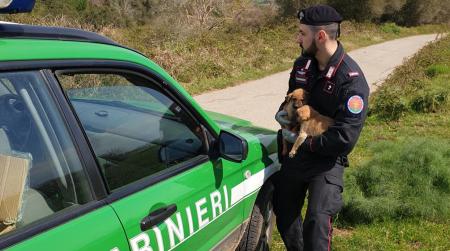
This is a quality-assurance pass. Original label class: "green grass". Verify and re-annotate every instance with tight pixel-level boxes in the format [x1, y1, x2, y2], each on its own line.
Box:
[334, 220, 450, 251]
[113, 21, 446, 95]
[341, 138, 450, 225]
[270, 30, 450, 251]
[272, 219, 450, 250]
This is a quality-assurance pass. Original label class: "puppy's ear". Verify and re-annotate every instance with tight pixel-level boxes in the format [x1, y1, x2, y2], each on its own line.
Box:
[303, 90, 310, 103]
[285, 93, 292, 102]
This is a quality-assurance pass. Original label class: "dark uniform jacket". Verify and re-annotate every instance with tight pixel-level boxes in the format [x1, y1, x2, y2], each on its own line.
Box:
[281, 42, 369, 178]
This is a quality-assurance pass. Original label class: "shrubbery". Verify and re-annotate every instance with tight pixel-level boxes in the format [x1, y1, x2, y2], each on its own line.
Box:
[341, 29, 450, 228]
[5, 0, 448, 30]
[2, 0, 446, 95]
[370, 35, 450, 120]
[340, 138, 450, 225]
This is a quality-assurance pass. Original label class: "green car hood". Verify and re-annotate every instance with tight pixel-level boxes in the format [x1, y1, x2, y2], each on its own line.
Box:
[205, 111, 278, 156]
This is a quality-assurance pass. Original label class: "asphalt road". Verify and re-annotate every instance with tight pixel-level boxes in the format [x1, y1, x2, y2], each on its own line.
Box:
[194, 34, 439, 130]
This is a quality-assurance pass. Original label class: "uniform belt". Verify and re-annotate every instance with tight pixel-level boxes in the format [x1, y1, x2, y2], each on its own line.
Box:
[337, 156, 349, 167]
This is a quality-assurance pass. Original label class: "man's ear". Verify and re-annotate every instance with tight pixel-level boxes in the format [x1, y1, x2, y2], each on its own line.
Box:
[317, 30, 327, 42]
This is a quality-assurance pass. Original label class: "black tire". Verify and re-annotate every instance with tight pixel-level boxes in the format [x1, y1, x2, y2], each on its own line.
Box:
[237, 181, 275, 251]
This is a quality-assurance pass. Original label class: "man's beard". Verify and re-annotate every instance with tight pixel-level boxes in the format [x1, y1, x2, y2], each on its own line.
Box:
[301, 40, 318, 57]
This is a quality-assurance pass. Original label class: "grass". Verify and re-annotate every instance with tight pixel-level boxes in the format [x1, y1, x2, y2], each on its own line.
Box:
[5, 12, 447, 95]
[341, 138, 450, 225]
[333, 220, 450, 251]
[270, 31, 450, 251]
[102, 21, 448, 95]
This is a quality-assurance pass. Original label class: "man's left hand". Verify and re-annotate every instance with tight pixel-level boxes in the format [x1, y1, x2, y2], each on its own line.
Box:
[282, 129, 298, 143]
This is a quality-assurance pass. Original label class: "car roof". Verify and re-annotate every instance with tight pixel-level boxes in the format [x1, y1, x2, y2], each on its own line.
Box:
[0, 22, 150, 62]
[0, 22, 118, 45]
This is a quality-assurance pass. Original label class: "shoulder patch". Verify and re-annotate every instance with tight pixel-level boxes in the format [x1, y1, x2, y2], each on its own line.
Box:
[347, 95, 364, 114]
[348, 71, 359, 77]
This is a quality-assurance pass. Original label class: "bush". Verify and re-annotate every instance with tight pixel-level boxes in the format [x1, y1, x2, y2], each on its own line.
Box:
[328, 0, 374, 22]
[370, 89, 409, 120]
[380, 22, 401, 34]
[425, 64, 450, 78]
[340, 138, 450, 225]
[370, 35, 449, 120]
[398, 0, 450, 26]
[410, 88, 449, 113]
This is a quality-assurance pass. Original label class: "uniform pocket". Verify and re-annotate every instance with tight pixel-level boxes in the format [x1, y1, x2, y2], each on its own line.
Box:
[325, 175, 343, 193]
[323, 175, 344, 215]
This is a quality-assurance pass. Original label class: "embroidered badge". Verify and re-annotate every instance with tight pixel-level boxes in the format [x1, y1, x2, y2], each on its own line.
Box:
[348, 71, 359, 77]
[296, 70, 306, 76]
[295, 66, 308, 85]
[296, 77, 307, 83]
[323, 80, 335, 94]
[347, 95, 364, 114]
[326, 66, 335, 79]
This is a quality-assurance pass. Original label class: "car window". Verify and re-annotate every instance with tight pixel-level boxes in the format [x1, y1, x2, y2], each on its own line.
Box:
[56, 72, 206, 191]
[0, 72, 93, 237]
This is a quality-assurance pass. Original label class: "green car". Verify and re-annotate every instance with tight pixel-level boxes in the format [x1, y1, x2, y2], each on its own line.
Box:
[0, 1, 280, 250]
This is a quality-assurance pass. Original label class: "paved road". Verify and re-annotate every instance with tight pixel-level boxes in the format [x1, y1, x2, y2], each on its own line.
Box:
[194, 34, 439, 130]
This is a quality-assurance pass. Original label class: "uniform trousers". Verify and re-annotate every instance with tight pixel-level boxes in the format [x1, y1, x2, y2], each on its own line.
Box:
[273, 164, 344, 251]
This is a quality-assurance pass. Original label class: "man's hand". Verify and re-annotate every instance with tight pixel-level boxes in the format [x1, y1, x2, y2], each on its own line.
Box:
[282, 129, 298, 144]
[275, 110, 291, 127]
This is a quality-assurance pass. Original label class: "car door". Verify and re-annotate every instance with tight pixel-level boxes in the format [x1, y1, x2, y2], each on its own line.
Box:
[55, 67, 247, 251]
[0, 71, 129, 251]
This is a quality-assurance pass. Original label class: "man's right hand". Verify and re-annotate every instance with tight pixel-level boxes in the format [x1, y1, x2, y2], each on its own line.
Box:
[275, 110, 291, 127]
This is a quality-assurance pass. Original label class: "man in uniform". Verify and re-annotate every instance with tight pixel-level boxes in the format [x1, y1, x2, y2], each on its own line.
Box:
[273, 5, 369, 251]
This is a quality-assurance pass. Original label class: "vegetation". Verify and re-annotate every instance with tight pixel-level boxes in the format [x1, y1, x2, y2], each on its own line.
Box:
[338, 33, 450, 250]
[342, 138, 450, 224]
[371, 34, 449, 120]
[2, 1, 448, 95]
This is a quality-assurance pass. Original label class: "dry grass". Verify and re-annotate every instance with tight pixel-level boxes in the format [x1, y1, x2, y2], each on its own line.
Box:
[4, 13, 447, 95]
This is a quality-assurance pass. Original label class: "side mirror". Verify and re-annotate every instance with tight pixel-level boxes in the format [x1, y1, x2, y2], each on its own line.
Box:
[219, 131, 248, 162]
[0, 0, 35, 14]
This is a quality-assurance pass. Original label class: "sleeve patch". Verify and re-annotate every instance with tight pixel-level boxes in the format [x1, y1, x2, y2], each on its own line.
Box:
[348, 71, 359, 77]
[347, 95, 364, 114]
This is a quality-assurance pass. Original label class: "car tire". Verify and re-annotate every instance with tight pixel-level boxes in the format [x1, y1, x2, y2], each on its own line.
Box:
[236, 181, 275, 251]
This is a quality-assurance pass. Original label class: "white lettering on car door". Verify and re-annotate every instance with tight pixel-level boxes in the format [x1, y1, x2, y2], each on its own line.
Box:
[130, 233, 153, 251]
[165, 212, 184, 248]
[210, 191, 222, 218]
[153, 226, 165, 251]
[117, 169, 276, 251]
[223, 185, 229, 210]
[195, 197, 209, 229]
[185, 206, 195, 235]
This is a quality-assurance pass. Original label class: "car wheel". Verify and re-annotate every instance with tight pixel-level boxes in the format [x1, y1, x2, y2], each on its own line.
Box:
[237, 181, 275, 251]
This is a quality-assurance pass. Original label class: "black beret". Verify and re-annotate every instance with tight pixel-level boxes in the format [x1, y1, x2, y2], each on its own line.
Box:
[297, 5, 343, 25]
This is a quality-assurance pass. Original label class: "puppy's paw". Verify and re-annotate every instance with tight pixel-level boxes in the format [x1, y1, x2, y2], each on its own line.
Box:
[298, 105, 311, 121]
[289, 151, 297, 158]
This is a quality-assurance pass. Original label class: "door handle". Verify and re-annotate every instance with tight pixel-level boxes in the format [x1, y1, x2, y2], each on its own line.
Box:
[140, 204, 177, 231]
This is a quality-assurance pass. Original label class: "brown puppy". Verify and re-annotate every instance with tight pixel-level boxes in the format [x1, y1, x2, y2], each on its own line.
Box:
[281, 88, 309, 156]
[281, 88, 334, 158]
[289, 103, 334, 158]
